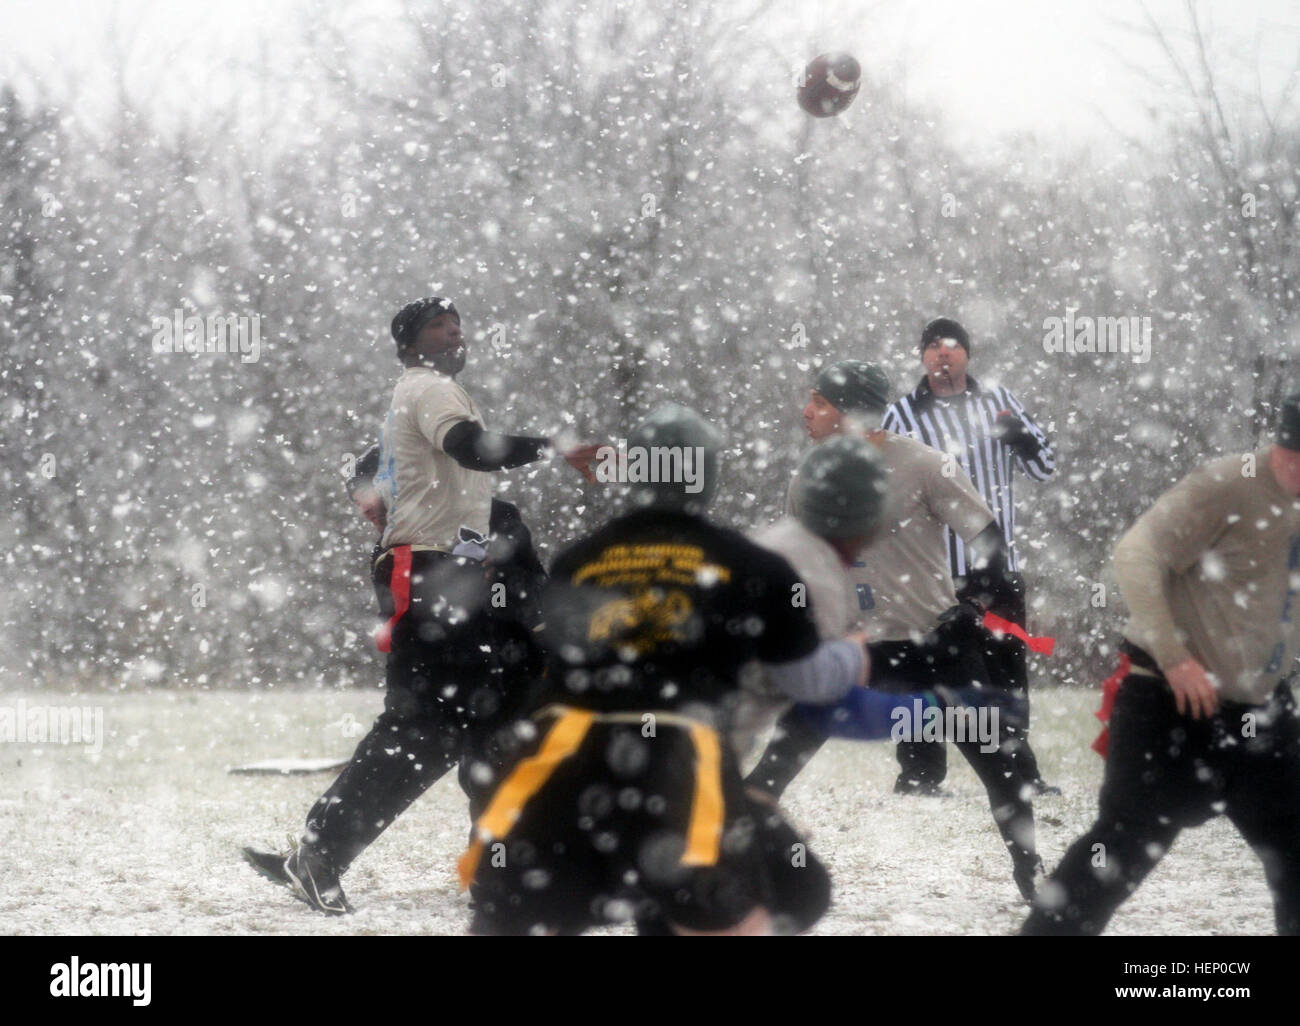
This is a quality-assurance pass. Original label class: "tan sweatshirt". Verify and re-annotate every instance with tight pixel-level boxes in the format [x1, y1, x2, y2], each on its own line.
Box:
[791, 432, 996, 642]
[377, 367, 494, 552]
[1113, 449, 1300, 704]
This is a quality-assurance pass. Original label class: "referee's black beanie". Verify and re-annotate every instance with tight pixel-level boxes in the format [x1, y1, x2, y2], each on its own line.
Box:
[920, 317, 970, 355]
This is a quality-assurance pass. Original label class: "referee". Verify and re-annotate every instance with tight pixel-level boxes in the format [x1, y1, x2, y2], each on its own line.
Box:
[882, 317, 1057, 793]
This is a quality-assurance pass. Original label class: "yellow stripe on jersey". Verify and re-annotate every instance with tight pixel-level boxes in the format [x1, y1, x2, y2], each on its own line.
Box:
[457, 707, 728, 889]
[682, 722, 724, 866]
[457, 708, 595, 891]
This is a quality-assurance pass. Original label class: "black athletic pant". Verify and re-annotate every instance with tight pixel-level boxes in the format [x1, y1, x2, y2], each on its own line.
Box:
[304, 549, 511, 872]
[903, 573, 1043, 789]
[745, 608, 1037, 870]
[1023, 655, 1300, 935]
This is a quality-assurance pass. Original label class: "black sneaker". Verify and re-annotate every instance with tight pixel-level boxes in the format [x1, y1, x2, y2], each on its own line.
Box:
[242, 838, 354, 915]
[1013, 855, 1046, 902]
[892, 777, 948, 797]
[242, 844, 294, 887]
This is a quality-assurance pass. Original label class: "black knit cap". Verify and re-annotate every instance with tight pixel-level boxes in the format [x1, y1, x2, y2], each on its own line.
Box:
[1279, 391, 1300, 452]
[795, 436, 888, 540]
[391, 297, 459, 350]
[814, 360, 891, 414]
[626, 402, 723, 512]
[920, 317, 970, 355]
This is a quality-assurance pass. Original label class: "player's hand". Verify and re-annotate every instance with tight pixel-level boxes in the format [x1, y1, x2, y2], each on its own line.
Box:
[1164, 657, 1219, 720]
[354, 492, 387, 533]
[938, 600, 983, 629]
[562, 442, 605, 484]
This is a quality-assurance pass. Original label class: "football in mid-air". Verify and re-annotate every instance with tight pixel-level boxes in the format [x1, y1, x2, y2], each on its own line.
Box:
[797, 52, 861, 118]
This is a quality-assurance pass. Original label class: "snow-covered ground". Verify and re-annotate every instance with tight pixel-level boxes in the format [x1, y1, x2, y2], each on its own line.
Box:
[0, 686, 1277, 935]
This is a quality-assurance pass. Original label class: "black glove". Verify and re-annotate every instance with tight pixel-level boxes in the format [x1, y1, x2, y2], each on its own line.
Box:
[965, 522, 1011, 611]
[932, 601, 987, 654]
[936, 600, 983, 631]
[992, 411, 1040, 459]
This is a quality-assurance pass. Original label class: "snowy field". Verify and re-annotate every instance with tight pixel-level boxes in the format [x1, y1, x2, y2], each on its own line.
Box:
[1, 684, 1279, 936]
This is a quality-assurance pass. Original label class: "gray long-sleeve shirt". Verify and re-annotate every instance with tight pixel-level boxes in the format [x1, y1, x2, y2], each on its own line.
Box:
[788, 432, 996, 642]
[1113, 449, 1300, 704]
[729, 517, 863, 760]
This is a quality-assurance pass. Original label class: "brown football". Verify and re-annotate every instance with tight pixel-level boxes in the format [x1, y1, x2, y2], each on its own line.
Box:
[797, 53, 861, 118]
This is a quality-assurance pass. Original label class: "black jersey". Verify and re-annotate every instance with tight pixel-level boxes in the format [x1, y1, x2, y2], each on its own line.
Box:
[538, 507, 820, 713]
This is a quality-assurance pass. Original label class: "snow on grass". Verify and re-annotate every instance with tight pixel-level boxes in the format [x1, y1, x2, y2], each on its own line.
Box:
[0, 686, 1277, 935]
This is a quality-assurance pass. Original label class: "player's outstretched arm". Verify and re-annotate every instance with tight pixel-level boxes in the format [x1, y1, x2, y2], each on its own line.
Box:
[795, 687, 931, 740]
[442, 420, 550, 470]
[442, 420, 601, 481]
[762, 634, 868, 705]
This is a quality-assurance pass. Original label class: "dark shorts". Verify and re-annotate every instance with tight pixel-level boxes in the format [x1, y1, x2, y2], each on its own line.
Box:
[467, 713, 824, 935]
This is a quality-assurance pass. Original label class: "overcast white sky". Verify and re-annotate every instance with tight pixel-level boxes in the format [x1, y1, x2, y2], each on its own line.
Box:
[3, 0, 1298, 152]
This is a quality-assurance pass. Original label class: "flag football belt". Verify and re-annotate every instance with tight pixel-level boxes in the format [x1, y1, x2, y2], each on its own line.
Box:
[981, 611, 1056, 655]
[457, 705, 724, 890]
[372, 543, 449, 572]
[372, 544, 451, 653]
[1091, 650, 1161, 757]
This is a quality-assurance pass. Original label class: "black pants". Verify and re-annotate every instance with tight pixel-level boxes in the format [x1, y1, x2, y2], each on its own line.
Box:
[304, 549, 521, 872]
[1023, 661, 1300, 935]
[903, 573, 1043, 788]
[745, 608, 1037, 870]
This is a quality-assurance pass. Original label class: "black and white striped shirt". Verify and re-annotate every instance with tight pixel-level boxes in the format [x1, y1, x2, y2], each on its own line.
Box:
[882, 375, 1055, 575]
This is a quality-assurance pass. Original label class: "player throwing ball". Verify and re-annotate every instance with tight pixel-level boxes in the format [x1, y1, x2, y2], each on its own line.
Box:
[1024, 393, 1300, 934]
[244, 296, 599, 914]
